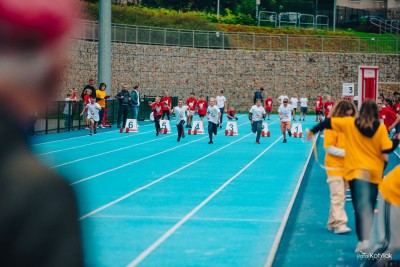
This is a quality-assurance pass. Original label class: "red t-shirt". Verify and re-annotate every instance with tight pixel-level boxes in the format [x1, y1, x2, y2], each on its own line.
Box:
[161, 96, 172, 111]
[265, 98, 273, 111]
[324, 101, 334, 117]
[186, 97, 197, 111]
[379, 107, 397, 132]
[152, 102, 163, 117]
[315, 99, 323, 112]
[84, 95, 91, 112]
[227, 109, 236, 118]
[395, 103, 400, 114]
[197, 100, 208, 116]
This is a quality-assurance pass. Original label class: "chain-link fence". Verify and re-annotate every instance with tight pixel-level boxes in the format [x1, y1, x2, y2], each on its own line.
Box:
[72, 20, 399, 54]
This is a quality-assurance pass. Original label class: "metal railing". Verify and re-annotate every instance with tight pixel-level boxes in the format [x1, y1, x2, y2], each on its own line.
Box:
[32, 97, 177, 134]
[71, 20, 399, 54]
[370, 18, 400, 35]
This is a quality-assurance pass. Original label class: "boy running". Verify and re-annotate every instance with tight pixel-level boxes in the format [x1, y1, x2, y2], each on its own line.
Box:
[150, 97, 163, 136]
[171, 99, 188, 142]
[80, 97, 101, 135]
[206, 97, 221, 144]
[249, 99, 266, 144]
[278, 98, 293, 143]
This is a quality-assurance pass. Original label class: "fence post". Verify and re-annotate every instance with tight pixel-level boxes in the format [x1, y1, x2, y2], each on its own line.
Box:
[207, 32, 210, 49]
[78, 101, 82, 130]
[253, 33, 256, 50]
[222, 32, 225, 50]
[286, 35, 289, 51]
[125, 25, 127, 43]
[178, 29, 180, 46]
[136, 26, 138, 44]
[57, 101, 60, 133]
[322, 36, 324, 52]
[164, 28, 167, 46]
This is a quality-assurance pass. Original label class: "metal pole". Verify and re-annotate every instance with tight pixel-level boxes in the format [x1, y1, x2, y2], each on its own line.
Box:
[333, 0, 337, 31]
[217, 0, 220, 18]
[98, 0, 112, 95]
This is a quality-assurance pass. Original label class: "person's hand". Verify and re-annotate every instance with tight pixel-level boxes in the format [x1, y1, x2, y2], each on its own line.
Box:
[306, 129, 314, 141]
[250, 120, 253, 124]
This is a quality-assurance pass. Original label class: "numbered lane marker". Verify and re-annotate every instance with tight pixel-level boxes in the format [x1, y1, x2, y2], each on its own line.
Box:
[125, 119, 139, 133]
[291, 123, 303, 138]
[191, 121, 205, 134]
[261, 122, 271, 137]
[225, 121, 238, 135]
[160, 120, 172, 134]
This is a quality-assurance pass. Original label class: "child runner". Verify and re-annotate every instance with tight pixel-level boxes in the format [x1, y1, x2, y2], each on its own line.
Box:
[161, 91, 172, 120]
[80, 97, 101, 135]
[307, 99, 400, 253]
[206, 97, 220, 144]
[227, 107, 238, 120]
[315, 95, 324, 122]
[324, 100, 357, 234]
[300, 93, 308, 121]
[150, 97, 163, 136]
[171, 99, 188, 142]
[278, 98, 293, 143]
[264, 96, 273, 120]
[324, 95, 335, 118]
[290, 94, 299, 121]
[197, 95, 208, 122]
[186, 92, 197, 128]
[249, 99, 266, 144]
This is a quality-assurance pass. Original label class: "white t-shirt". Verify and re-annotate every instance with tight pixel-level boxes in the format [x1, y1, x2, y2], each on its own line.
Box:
[290, 97, 299, 108]
[300, 97, 308, 107]
[86, 103, 101, 121]
[216, 95, 227, 109]
[278, 104, 293, 122]
[278, 95, 289, 104]
[174, 105, 188, 125]
[249, 105, 266, 122]
[207, 105, 220, 124]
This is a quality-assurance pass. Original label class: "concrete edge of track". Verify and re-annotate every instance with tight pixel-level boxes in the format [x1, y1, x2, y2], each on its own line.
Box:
[264, 133, 320, 267]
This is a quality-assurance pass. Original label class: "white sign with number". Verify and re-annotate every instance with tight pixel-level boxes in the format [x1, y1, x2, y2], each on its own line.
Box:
[191, 121, 204, 134]
[262, 122, 270, 135]
[291, 123, 303, 138]
[160, 120, 172, 133]
[342, 83, 355, 96]
[125, 119, 138, 132]
[225, 121, 238, 135]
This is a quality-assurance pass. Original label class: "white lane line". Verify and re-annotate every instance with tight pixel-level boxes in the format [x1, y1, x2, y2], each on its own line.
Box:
[126, 136, 283, 267]
[50, 134, 175, 169]
[263, 133, 318, 267]
[31, 123, 152, 146]
[36, 129, 155, 156]
[91, 215, 281, 223]
[71, 120, 254, 186]
[78, 133, 254, 220]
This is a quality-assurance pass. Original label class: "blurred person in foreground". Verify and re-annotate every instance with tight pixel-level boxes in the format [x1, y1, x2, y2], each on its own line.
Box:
[0, 1, 82, 266]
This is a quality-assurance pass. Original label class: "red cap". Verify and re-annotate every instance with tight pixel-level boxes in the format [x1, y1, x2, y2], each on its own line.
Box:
[0, 0, 77, 48]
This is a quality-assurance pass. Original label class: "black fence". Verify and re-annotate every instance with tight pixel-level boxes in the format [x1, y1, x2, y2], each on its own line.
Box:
[33, 96, 178, 134]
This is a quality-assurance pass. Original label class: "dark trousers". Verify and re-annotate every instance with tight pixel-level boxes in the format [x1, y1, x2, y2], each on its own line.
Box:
[154, 115, 161, 133]
[251, 120, 263, 140]
[162, 110, 170, 120]
[219, 108, 224, 124]
[177, 120, 185, 138]
[349, 179, 378, 241]
[208, 122, 218, 141]
[117, 105, 129, 127]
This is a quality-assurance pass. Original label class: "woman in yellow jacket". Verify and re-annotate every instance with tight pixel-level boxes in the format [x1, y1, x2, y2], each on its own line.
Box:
[307, 99, 400, 253]
[324, 100, 357, 234]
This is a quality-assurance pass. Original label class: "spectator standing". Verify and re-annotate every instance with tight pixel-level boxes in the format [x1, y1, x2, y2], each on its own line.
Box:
[63, 92, 74, 130]
[131, 85, 140, 120]
[324, 95, 335, 118]
[264, 95, 273, 120]
[161, 91, 172, 120]
[290, 94, 299, 121]
[96, 83, 107, 128]
[315, 95, 324, 122]
[278, 91, 289, 105]
[300, 94, 308, 121]
[197, 95, 208, 122]
[216, 90, 227, 128]
[81, 78, 96, 100]
[253, 87, 264, 104]
[115, 83, 131, 130]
